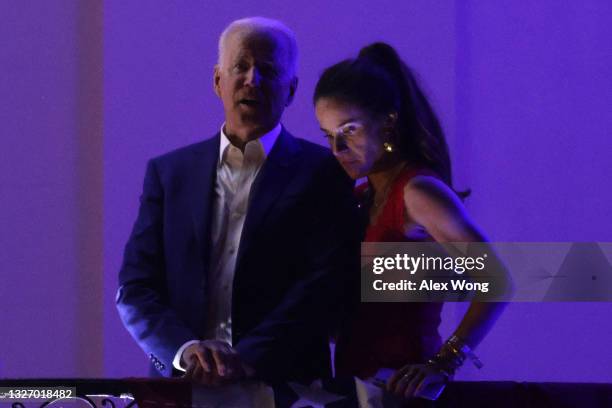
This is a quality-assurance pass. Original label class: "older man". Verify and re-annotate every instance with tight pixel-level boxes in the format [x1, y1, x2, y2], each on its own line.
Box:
[116, 17, 359, 384]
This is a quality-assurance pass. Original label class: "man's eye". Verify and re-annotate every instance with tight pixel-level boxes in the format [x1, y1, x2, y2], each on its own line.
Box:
[260, 65, 278, 78]
[233, 62, 248, 73]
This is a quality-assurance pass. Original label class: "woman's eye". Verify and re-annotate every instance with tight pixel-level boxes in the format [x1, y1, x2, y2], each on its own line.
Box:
[343, 125, 356, 136]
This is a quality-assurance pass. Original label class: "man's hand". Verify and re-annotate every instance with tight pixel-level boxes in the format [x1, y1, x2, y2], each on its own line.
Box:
[181, 340, 254, 386]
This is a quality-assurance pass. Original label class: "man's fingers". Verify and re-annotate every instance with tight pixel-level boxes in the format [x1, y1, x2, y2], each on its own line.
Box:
[195, 347, 214, 373]
[211, 348, 228, 377]
[184, 356, 205, 383]
[183, 356, 197, 379]
[185, 340, 245, 383]
[193, 361, 211, 384]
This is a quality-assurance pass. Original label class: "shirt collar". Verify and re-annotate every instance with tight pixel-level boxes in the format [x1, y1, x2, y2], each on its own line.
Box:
[218, 123, 282, 164]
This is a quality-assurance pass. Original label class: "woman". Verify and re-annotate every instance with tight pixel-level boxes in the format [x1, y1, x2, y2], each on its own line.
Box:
[313, 42, 511, 400]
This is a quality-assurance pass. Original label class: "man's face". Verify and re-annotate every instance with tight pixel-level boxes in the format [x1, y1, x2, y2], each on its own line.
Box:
[214, 30, 297, 138]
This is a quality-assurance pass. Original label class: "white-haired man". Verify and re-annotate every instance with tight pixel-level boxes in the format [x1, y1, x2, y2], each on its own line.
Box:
[116, 17, 359, 385]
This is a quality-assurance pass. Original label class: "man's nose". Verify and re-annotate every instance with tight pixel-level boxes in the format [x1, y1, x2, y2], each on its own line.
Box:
[244, 66, 262, 87]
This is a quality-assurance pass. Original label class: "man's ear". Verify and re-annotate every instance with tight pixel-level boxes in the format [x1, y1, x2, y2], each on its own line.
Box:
[285, 76, 299, 107]
[213, 65, 222, 98]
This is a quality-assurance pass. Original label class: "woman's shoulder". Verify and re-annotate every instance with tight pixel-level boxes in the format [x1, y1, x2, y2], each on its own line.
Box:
[393, 166, 444, 202]
[403, 170, 452, 198]
[403, 170, 464, 225]
[399, 166, 440, 186]
[404, 173, 448, 194]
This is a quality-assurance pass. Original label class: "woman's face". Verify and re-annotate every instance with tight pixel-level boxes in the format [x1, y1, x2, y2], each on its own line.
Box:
[315, 97, 387, 180]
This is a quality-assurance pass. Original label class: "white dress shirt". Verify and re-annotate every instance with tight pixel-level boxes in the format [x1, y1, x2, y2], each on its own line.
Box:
[173, 123, 281, 371]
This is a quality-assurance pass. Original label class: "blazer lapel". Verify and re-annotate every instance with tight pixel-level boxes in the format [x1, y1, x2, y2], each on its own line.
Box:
[191, 134, 220, 268]
[236, 128, 302, 267]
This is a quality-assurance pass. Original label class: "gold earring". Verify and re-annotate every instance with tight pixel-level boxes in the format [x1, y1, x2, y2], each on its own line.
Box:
[383, 142, 394, 153]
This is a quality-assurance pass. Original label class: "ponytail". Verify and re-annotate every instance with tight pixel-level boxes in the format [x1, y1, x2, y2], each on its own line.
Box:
[357, 42, 452, 186]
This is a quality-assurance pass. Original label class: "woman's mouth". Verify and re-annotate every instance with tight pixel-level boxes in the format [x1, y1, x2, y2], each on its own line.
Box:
[340, 159, 358, 167]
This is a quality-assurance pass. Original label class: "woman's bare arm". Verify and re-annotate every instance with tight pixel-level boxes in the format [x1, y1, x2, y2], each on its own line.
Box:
[403, 175, 512, 349]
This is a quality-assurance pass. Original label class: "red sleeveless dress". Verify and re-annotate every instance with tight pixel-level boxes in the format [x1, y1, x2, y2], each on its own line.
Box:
[334, 167, 443, 379]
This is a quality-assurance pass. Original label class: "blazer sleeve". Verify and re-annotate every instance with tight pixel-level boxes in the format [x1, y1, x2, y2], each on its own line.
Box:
[116, 159, 197, 377]
[234, 156, 361, 379]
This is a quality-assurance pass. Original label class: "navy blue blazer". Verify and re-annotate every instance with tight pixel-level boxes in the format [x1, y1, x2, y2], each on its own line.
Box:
[116, 128, 360, 382]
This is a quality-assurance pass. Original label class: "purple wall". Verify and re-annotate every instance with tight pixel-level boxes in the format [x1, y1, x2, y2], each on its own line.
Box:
[0, 2, 103, 376]
[2, 1, 611, 381]
[102, 0, 456, 378]
[450, 1, 612, 382]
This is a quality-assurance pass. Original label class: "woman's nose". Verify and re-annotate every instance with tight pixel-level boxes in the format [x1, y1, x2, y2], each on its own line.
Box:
[332, 134, 349, 155]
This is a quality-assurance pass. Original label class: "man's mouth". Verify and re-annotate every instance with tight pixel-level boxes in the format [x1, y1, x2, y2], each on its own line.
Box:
[239, 98, 260, 107]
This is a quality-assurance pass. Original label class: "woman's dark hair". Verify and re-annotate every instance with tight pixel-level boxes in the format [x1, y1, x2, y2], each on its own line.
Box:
[314, 42, 462, 193]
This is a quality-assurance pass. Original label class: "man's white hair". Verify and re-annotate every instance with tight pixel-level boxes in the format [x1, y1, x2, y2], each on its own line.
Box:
[218, 17, 298, 78]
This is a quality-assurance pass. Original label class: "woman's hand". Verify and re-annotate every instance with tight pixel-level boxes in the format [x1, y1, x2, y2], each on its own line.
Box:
[387, 363, 448, 400]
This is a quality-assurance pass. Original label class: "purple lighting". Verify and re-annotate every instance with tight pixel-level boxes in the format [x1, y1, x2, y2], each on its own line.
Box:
[1, 0, 611, 384]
